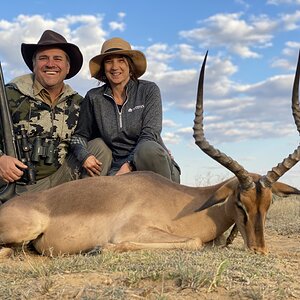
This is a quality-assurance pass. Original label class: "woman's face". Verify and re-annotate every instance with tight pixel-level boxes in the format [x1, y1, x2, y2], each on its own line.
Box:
[104, 55, 130, 86]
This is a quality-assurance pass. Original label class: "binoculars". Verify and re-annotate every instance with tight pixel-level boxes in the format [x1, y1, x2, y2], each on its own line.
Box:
[14, 125, 58, 185]
[31, 136, 57, 165]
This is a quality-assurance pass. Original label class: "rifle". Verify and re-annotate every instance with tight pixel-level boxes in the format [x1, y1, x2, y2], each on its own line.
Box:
[0, 62, 36, 203]
[0, 62, 18, 202]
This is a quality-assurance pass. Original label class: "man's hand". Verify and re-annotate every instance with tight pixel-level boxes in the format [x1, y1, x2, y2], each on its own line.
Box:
[115, 162, 132, 176]
[0, 155, 27, 183]
[83, 155, 102, 177]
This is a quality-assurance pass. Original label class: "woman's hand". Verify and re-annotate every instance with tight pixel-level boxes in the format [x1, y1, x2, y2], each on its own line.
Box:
[83, 155, 102, 177]
[115, 162, 132, 176]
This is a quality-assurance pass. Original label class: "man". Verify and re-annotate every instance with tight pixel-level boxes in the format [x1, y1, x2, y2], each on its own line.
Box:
[0, 30, 111, 200]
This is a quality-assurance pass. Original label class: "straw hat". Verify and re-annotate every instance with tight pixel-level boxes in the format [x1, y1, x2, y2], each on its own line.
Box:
[21, 30, 83, 79]
[89, 37, 147, 79]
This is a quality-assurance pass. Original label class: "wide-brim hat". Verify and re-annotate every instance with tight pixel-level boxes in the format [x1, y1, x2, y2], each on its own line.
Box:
[21, 30, 83, 79]
[89, 37, 147, 79]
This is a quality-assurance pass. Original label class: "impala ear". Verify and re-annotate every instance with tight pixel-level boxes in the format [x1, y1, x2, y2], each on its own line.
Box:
[195, 179, 236, 212]
[271, 182, 300, 197]
[195, 194, 228, 212]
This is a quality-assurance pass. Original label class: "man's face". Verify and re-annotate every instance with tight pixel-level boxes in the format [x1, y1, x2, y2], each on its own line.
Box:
[33, 48, 70, 90]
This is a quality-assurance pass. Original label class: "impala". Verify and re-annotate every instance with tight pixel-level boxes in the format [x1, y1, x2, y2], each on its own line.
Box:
[0, 52, 300, 257]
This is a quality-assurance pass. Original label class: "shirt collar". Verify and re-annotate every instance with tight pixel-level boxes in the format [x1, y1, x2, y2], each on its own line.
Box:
[33, 78, 65, 105]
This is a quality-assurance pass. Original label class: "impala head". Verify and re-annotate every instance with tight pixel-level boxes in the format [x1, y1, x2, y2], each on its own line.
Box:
[194, 51, 300, 254]
[228, 175, 272, 254]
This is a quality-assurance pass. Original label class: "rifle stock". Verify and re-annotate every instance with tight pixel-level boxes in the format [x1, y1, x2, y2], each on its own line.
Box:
[0, 62, 17, 202]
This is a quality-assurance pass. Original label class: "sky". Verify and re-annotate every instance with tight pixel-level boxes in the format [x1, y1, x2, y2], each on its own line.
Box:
[1, 0, 300, 188]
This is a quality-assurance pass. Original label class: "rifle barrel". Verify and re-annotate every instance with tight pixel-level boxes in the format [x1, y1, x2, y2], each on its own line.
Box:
[0, 62, 17, 202]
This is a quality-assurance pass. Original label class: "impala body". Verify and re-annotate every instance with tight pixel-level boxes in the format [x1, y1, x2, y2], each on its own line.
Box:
[0, 172, 298, 256]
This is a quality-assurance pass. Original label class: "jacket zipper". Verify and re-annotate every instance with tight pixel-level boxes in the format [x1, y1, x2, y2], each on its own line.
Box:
[106, 93, 129, 130]
[118, 110, 122, 129]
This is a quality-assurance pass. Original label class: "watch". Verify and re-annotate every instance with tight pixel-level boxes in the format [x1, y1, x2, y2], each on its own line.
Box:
[127, 160, 135, 171]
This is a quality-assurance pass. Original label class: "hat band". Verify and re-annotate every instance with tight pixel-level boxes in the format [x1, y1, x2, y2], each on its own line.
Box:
[104, 48, 124, 53]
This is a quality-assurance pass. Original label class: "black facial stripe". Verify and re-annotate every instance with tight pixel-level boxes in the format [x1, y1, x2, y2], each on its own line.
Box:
[236, 193, 248, 224]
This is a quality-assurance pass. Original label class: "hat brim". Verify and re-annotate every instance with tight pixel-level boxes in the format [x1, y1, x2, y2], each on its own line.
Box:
[21, 43, 83, 79]
[89, 49, 147, 79]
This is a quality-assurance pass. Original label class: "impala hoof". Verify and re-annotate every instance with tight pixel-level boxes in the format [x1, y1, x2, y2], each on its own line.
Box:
[84, 245, 102, 256]
[0, 247, 14, 259]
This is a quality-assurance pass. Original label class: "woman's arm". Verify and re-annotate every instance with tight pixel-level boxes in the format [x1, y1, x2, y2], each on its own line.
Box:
[70, 94, 97, 164]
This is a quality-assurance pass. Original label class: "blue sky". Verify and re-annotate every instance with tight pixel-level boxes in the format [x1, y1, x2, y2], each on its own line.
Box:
[1, 0, 300, 187]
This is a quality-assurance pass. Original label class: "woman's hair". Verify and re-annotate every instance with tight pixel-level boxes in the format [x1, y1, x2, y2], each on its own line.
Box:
[97, 55, 138, 83]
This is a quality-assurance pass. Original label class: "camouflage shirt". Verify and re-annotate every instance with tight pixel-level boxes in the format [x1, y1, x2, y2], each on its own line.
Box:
[1, 74, 83, 180]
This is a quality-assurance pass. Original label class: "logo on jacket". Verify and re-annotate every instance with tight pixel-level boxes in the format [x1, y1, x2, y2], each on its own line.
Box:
[128, 105, 145, 112]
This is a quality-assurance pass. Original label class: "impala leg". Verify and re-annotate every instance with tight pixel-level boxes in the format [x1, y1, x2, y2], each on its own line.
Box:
[225, 224, 238, 246]
[104, 229, 203, 252]
[103, 238, 202, 252]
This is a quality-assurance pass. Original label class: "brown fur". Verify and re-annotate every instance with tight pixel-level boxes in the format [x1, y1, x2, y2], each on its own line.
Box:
[0, 171, 298, 256]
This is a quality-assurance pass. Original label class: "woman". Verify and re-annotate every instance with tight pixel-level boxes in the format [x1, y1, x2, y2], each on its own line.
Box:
[70, 37, 180, 182]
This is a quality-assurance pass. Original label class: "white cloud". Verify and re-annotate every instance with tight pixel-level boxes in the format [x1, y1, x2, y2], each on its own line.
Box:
[161, 132, 181, 144]
[177, 44, 205, 63]
[267, 0, 300, 5]
[145, 43, 175, 62]
[163, 119, 179, 128]
[118, 12, 126, 18]
[179, 13, 276, 58]
[109, 21, 125, 31]
[279, 10, 300, 30]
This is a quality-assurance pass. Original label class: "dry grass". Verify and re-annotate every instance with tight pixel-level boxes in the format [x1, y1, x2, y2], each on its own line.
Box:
[1, 195, 299, 300]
